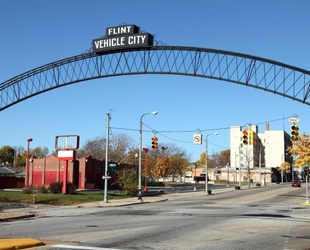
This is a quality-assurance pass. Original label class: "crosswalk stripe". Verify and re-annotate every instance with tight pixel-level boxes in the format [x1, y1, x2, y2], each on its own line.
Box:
[52, 244, 121, 250]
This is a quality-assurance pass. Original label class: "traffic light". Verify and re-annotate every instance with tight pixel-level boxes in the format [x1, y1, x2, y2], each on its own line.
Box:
[249, 130, 255, 145]
[291, 124, 299, 141]
[151, 136, 158, 149]
[242, 129, 248, 145]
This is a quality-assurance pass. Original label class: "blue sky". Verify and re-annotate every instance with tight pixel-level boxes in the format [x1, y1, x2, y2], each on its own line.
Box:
[1, 0, 310, 162]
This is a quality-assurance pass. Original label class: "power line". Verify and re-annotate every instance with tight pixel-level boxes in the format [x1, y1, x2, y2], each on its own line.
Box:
[110, 112, 308, 150]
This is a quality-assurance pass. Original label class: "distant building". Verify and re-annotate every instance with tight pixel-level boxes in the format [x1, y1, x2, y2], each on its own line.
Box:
[229, 123, 293, 183]
[0, 165, 23, 175]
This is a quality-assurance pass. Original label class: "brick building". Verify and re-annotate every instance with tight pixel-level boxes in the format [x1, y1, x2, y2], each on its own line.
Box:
[27, 154, 132, 190]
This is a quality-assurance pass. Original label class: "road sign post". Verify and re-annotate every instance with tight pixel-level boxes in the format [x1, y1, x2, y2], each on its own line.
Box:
[302, 164, 309, 204]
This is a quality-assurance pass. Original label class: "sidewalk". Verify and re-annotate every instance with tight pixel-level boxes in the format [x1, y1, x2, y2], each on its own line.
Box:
[0, 185, 241, 221]
[76, 185, 239, 208]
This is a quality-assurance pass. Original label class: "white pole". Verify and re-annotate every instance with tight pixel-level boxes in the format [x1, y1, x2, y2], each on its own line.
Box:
[239, 145, 241, 187]
[259, 146, 261, 185]
[138, 111, 158, 202]
[103, 113, 110, 203]
[138, 115, 143, 202]
[205, 132, 218, 194]
[306, 168, 309, 204]
[205, 137, 209, 194]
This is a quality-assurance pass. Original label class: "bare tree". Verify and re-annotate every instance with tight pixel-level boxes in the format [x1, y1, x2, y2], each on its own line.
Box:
[110, 133, 136, 163]
[243, 148, 253, 187]
[76, 136, 105, 159]
[76, 134, 136, 162]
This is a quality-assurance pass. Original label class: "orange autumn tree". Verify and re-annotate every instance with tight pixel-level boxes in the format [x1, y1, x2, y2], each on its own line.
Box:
[154, 156, 169, 179]
[288, 133, 310, 168]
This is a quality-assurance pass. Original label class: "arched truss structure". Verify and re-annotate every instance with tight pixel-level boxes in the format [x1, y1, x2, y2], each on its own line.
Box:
[1, 46, 310, 111]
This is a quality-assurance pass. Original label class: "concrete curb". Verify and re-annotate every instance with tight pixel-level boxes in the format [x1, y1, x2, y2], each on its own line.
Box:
[0, 238, 44, 250]
[0, 213, 35, 222]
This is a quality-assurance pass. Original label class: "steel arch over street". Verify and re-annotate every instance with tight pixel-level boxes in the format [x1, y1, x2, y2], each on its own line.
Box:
[1, 46, 310, 111]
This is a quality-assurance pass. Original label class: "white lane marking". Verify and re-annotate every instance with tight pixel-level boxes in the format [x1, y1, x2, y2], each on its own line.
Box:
[52, 244, 121, 250]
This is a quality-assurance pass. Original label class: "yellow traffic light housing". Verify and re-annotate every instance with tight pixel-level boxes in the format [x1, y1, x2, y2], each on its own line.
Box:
[291, 124, 299, 141]
[242, 129, 248, 145]
[151, 136, 158, 149]
[249, 130, 255, 145]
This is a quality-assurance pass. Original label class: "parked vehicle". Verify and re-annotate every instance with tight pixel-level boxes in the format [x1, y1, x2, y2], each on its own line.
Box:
[292, 180, 301, 187]
[194, 173, 209, 182]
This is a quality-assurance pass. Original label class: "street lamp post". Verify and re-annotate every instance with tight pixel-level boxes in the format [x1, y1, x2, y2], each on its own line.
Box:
[135, 153, 138, 181]
[143, 148, 149, 191]
[139, 111, 158, 202]
[205, 132, 218, 195]
[25, 138, 33, 187]
[227, 163, 230, 187]
[305, 168, 309, 204]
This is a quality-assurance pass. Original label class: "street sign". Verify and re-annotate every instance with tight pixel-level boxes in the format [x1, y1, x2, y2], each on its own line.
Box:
[289, 117, 300, 123]
[193, 134, 202, 144]
[109, 163, 117, 167]
[302, 164, 309, 167]
[102, 176, 111, 180]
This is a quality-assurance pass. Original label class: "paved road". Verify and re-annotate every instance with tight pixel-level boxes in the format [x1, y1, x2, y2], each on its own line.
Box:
[1, 183, 310, 250]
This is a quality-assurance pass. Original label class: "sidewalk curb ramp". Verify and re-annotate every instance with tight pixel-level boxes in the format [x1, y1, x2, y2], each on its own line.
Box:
[0, 238, 44, 250]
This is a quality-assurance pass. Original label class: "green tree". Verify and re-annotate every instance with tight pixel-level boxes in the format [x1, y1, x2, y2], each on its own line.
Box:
[32, 146, 49, 158]
[0, 146, 15, 166]
[116, 168, 138, 196]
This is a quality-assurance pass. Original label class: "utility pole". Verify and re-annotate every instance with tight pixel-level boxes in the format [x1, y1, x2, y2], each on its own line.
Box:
[103, 113, 111, 203]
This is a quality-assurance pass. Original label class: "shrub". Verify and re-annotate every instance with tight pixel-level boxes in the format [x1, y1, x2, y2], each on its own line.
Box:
[49, 182, 77, 194]
[49, 182, 62, 194]
[147, 180, 165, 187]
[116, 169, 138, 196]
[21, 186, 33, 194]
[36, 185, 49, 194]
[67, 182, 77, 195]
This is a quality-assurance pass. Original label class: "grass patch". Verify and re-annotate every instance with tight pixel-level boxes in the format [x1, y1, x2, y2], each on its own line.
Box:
[0, 192, 130, 206]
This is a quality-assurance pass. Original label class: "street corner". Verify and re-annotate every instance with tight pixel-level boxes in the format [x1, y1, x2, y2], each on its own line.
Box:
[0, 238, 44, 250]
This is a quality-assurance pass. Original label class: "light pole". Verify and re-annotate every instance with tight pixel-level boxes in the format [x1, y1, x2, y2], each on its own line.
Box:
[103, 113, 111, 203]
[143, 148, 149, 191]
[305, 167, 309, 204]
[25, 138, 33, 187]
[135, 153, 138, 181]
[205, 132, 218, 195]
[227, 163, 230, 187]
[139, 111, 158, 202]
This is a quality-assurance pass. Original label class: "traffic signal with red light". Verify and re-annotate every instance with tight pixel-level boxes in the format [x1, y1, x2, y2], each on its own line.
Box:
[242, 129, 248, 145]
[151, 136, 158, 149]
[291, 124, 299, 141]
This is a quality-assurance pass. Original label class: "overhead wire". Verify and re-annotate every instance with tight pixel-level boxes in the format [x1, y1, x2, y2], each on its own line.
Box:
[110, 112, 308, 151]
